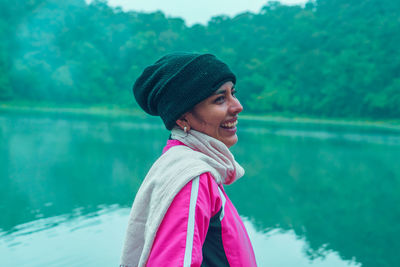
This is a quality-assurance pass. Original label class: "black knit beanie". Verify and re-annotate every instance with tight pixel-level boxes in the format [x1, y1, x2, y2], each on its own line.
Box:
[132, 52, 236, 130]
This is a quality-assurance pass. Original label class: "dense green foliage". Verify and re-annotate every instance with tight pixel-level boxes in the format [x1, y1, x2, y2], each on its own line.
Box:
[1, 0, 399, 118]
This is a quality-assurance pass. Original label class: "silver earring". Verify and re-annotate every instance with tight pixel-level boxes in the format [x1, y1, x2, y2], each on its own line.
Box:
[184, 126, 187, 133]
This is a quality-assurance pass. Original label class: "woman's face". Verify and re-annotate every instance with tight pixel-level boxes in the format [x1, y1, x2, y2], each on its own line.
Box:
[182, 81, 243, 148]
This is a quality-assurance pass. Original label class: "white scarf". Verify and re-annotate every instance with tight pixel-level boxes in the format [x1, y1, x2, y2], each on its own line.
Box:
[120, 127, 244, 267]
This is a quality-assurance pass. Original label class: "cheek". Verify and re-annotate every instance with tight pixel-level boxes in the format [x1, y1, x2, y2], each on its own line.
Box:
[197, 116, 221, 137]
[190, 104, 227, 136]
[193, 109, 222, 127]
[204, 119, 221, 134]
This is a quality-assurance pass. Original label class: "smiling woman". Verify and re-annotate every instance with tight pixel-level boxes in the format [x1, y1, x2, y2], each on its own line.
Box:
[120, 53, 256, 267]
[176, 81, 243, 148]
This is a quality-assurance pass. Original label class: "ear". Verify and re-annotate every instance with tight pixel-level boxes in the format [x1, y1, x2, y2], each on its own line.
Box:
[176, 114, 190, 131]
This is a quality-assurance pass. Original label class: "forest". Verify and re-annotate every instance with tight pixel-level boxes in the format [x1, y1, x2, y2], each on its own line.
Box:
[0, 0, 399, 119]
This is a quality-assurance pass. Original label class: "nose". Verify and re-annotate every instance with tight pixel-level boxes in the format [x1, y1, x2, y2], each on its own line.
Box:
[229, 96, 243, 115]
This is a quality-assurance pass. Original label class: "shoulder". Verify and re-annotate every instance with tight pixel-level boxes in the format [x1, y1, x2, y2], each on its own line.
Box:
[177, 172, 221, 201]
[183, 172, 223, 218]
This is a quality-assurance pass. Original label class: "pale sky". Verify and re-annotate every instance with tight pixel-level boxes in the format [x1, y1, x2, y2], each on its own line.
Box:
[88, 0, 309, 26]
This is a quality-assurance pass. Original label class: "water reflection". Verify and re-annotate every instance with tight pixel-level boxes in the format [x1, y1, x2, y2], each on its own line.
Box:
[0, 206, 359, 267]
[243, 219, 360, 267]
[0, 114, 168, 233]
[0, 205, 128, 266]
[229, 124, 400, 267]
[1, 113, 399, 266]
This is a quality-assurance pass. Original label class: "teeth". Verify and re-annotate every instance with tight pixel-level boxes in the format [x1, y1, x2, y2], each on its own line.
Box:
[221, 120, 238, 128]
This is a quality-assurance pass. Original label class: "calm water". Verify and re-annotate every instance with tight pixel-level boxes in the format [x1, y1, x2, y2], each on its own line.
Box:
[1, 112, 400, 267]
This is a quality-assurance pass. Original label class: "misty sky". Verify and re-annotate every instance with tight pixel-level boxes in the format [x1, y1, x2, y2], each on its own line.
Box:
[87, 0, 308, 25]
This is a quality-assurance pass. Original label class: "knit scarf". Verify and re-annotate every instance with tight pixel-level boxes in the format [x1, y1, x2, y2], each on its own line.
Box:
[120, 127, 244, 267]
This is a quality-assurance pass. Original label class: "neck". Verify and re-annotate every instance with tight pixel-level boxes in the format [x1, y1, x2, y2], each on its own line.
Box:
[170, 126, 244, 185]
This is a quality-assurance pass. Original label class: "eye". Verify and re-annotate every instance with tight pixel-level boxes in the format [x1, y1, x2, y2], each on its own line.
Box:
[214, 95, 225, 104]
[231, 90, 237, 98]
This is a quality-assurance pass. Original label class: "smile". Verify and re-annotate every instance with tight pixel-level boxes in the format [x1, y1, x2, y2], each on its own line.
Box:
[220, 120, 238, 129]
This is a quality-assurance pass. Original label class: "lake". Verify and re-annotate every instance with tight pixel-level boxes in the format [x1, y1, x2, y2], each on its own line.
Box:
[1, 112, 399, 267]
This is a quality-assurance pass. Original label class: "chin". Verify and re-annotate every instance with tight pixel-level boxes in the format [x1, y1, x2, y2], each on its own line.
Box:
[224, 137, 238, 148]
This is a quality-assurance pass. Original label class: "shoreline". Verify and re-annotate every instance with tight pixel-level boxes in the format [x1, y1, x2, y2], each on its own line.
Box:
[1, 102, 400, 131]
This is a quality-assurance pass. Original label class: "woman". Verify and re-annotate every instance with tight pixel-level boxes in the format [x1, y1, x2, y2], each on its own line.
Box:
[120, 53, 257, 267]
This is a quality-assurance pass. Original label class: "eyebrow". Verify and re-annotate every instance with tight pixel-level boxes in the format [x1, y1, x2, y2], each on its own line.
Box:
[213, 89, 226, 95]
[213, 85, 236, 95]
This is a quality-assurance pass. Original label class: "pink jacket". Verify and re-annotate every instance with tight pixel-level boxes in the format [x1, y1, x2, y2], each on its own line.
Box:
[146, 139, 257, 266]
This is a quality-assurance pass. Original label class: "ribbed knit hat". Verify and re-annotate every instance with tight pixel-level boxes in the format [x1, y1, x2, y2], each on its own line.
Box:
[132, 52, 236, 130]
